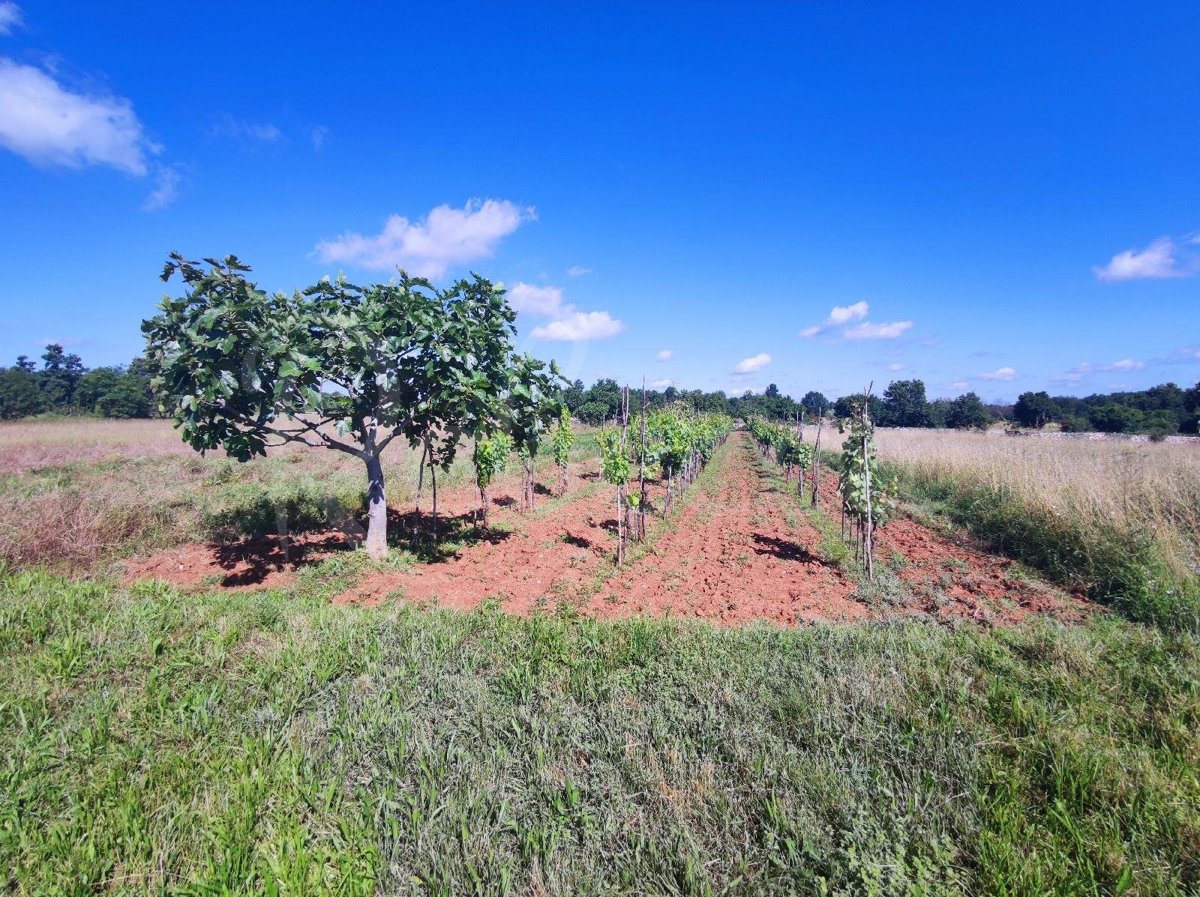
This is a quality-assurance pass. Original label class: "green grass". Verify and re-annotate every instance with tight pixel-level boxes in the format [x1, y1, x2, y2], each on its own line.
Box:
[2, 566, 1198, 895]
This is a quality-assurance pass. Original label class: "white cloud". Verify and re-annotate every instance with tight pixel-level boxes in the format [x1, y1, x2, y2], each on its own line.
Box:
[209, 115, 282, 143]
[888, 362, 905, 372]
[507, 280, 624, 341]
[531, 311, 624, 341]
[1094, 236, 1193, 282]
[314, 199, 534, 277]
[0, 58, 158, 175]
[507, 282, 563, 316]
[311, 126, 329, 150]
[950, 380, 969, 390]
[844, 320, 913, 340]
[799, 301, 869, 338]
[979, 366, 1016, 382]
[656, 349, 673, 362]
[141, 166, 179, 211]
[567, 265, 592, 277]
[733, 352, 771, 374]
[829, 301, 869, 324]
[1106, 358, 1145, 372]
[650, 378, 675, 388]
[0, 2, 23, 35]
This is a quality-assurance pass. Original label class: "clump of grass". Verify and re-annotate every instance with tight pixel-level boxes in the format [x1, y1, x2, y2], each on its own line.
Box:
[0, 488, 176, 572]
[2, 569, 1198, 894]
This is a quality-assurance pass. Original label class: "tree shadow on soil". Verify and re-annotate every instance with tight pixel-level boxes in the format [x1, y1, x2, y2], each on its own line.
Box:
[388, 508, 511, 563]
[212, 532, 354, 587]
[751, 533, 832, 567]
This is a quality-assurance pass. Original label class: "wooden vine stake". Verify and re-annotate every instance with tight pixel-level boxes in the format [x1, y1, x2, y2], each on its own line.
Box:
[637, 378, 648, 542]
[861, 383, 875, 583]
[810, 415, 823, 509]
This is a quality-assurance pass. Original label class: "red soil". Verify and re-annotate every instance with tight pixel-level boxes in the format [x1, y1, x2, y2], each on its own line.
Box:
[122, 531, 351, 590]
[585, 437, 864, 625]
[811, 463, 1091, 625]
[125, 432, 1090, 628]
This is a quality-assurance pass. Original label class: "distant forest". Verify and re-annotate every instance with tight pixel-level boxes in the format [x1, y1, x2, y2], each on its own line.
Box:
[2, 345, 1197, 438]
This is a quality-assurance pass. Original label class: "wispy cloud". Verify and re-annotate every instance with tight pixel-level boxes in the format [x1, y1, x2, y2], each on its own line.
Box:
[978, 366, 1016, 382]
[799, 301, 868, 338]
[656, 349, 673, 362]
[531, 311, 624, 341]
[888, 362, 905, 372]
[1094, 236, 1196, 282]
[651, 378, 675, 388]
[567, 265, 592, 277]
[314, 199, 534, 278]
[733, 352, 771, 375]
[0, 2, 23, 35]
[310, 126, 329, 151]
[208, 115, 282, 144]
[844, 320, 913, 340]
[509, 280, 624, 342]
[0, 58, 159, 175]
[1052, 358, 1147, 384]
[950, 380, 969, 390]
[141, 165, 179, 211]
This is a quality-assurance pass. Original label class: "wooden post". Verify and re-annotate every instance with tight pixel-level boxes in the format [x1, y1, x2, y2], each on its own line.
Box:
[861, 384, 874, 582]
[811, 417, 822, 509]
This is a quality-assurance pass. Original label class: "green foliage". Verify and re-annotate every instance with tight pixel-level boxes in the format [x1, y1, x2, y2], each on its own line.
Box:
[838, 405, 898, 531]
[472, 431, 512, 489]
[879, 379, 931, 427]
[551, 405, 574, 468]
[800, 389, 829, 418]
[0, 367, 45, 419]
[1014, 391, 1058, 429]
[506, 353, 565, 463]
[596, 428, 630, 487]
[946, 391, 993, 430]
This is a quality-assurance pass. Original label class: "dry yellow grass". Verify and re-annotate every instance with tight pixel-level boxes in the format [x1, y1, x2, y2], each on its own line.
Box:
[807, 424, 1200, 601]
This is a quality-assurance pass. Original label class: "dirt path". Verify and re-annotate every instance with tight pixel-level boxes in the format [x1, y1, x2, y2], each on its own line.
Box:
[585, 432, 864, 625]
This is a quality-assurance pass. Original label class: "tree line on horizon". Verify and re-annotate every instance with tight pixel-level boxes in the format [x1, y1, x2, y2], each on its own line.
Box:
[0, 344, 153, 420]
[564, 377, 1200, 437]
[2, 348, 1197, 438]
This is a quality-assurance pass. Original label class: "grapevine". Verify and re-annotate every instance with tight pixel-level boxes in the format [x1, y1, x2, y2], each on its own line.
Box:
[551, 405, 574, 496]
[472, 431, 512, 526]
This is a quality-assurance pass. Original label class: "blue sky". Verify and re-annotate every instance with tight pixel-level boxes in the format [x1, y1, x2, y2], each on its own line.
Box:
[1, 1, 1197, 402]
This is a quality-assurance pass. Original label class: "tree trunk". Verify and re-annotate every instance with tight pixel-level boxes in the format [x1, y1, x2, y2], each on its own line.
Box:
[559, 463, 568, 497]
[524, 458, 535, 512]
[365, 452, 388, 559]
[479, 484, 490, 526]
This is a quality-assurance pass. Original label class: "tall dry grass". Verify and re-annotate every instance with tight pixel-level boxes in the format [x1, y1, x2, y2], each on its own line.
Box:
[0, 417, 597, 573]
[807, 425, 1200, 627]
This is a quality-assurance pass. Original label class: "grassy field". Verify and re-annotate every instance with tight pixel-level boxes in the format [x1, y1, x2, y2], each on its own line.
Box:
[2, 566, 1198, 895]
[2, 418, 1200, 894]
[806, 426, 1200, 631]
[0, 419, 599, 573]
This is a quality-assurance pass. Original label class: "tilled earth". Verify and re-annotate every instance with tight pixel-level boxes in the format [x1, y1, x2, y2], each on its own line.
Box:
[126, 431, 1091, 626]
